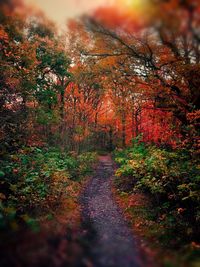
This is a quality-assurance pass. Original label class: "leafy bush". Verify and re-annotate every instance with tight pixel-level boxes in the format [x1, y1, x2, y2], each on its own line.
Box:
[78, 152, 98, 176]
[0, 147, 97, 231]
[114, 138, 200, 246]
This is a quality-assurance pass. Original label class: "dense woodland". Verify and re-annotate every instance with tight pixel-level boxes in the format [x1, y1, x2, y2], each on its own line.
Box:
[0, 0, 200, 266]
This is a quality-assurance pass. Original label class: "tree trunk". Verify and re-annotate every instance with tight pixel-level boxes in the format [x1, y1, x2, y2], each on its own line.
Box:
[109, 126, 113, 151]
[122, 113, 126, 147]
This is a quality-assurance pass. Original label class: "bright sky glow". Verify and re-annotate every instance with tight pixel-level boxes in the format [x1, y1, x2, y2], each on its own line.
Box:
[25, 0, 115, 27]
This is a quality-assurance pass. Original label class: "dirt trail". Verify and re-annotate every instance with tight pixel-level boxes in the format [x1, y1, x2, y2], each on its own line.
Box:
[81, 155, 144, 267]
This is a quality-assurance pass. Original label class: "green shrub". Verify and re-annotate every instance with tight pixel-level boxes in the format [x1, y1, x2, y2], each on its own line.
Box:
[114, 138, 200, 245]
[0, 147, 97, 231]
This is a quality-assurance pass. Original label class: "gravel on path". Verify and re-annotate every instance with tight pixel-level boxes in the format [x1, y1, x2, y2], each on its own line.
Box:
[81, 155, 144, 267]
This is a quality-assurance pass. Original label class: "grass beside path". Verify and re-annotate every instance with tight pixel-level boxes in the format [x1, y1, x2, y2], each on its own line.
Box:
[0, 147, 97, 267]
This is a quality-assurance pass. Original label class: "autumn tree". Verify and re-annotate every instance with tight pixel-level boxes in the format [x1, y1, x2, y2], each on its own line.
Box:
[0, 1, 73, 150]
[79, 0, 200, 148]
[0, 1, 38, 151]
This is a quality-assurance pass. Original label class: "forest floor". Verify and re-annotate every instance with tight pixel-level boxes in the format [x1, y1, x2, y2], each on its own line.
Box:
[81, 155, 151, 267]
[1, 154, 156, 267]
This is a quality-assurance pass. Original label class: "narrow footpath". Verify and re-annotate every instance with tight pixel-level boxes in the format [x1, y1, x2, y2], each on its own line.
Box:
[81, 155, 144, 267]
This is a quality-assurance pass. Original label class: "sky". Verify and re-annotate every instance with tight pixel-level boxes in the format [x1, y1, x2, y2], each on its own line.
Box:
[24, 0, 115, 27]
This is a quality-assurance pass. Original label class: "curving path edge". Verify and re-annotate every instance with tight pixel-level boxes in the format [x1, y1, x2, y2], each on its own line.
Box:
[81, 155, 144, 267]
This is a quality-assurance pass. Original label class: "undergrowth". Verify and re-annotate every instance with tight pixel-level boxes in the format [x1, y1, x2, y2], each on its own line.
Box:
[114, 137, 200, 267]
[0, 146, 97, 233]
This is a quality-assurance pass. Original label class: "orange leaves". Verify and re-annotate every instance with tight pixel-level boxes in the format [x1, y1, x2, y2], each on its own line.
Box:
[66, 82, 81, 98]
[177, 207, 185, 214]
[187, 110, 200, 122]
[0, 26, 9, 44]
[93, 5, 143, 33]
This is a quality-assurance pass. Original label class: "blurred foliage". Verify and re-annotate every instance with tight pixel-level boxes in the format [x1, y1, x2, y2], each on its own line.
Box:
[0, 147, 97, 232]
[114, 137, 200, 261]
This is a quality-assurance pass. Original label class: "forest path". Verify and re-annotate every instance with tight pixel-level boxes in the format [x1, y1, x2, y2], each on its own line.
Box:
[81, 155, 143, 267]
